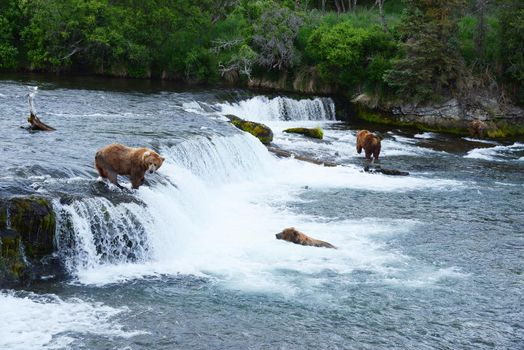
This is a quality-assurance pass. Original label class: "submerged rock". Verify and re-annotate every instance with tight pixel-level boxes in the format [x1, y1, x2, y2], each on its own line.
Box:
[0, 196, 58, 286]
[267, 146, 337, 167]
[226, 115, 273, 145]
[283, 127, 324, 139]
[364, 165, 409, 176]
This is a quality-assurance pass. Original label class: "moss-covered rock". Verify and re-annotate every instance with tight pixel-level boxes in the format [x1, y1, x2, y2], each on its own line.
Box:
[226, 115, 274, 145]
[283, 127, 324, 139]
[0, 196, 57, 286]
[0, 229, 30, 283]
[9, 197, 56, 260]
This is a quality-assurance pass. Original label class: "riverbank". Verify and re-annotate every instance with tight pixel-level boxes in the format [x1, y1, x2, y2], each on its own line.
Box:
[3, 70, 524, 140]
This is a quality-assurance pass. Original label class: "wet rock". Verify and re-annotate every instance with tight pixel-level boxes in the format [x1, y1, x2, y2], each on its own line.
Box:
[226, 115, 273, 145]
[364, 165, 409, 176]
[267, 145, 337, 167]
[352, 92, 524, 138]
[283, 127, 324, 139]
[0, 196, 60, 287]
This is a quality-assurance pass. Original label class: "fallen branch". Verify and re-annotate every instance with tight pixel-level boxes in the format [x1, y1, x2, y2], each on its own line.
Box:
[27, 112, 55, 131]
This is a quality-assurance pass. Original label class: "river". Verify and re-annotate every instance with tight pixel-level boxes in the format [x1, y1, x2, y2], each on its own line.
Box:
[0, 75, 523, 349]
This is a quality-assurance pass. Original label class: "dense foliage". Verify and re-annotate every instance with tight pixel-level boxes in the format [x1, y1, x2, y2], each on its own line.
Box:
[0, 0, 522, 105]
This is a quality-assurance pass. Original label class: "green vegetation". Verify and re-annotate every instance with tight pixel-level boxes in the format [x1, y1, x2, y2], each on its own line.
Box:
[0, 196, 56, 285]
[283, 127, 324, 139]
[0, 0, 522, 105]
[226, 114, 274, 144]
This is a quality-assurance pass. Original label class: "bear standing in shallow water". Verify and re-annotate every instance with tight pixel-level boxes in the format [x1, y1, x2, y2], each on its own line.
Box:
[95, 144, 165, 189]
[356, 130, 381, 163]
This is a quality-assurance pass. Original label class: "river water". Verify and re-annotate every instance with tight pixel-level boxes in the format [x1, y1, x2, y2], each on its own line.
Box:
[0, 75, 523, 349]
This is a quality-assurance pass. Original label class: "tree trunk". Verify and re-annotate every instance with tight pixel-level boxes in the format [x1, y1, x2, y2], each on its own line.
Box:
[27, 112, 55, 131]
[377, 0, 388, 32]
[475, 0, 487, 61]
[334, 0, 341, 13]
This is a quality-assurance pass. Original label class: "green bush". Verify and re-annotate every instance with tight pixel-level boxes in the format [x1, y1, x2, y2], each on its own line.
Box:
[306, 22, 396, 91]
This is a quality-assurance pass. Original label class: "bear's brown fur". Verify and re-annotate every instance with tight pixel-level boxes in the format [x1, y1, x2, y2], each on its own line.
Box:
[356, 130, 381, 161]
[275, 227, 336, 249]
[95, 144, 165, 189]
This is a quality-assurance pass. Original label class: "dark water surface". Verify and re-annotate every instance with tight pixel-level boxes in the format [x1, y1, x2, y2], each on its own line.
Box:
[0, 75, 523, 349]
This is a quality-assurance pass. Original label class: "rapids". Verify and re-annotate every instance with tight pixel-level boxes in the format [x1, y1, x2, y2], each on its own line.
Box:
[0, 75, 522, 349]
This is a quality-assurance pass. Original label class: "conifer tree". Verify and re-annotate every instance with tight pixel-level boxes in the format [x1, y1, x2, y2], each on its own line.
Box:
[385, 0, 465, 102]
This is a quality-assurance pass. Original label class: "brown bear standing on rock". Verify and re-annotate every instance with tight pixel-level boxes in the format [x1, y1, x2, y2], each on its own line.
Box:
[95, 144, 165, 189]
[356, 130, 381, 163]
[276, 227, 336, 249]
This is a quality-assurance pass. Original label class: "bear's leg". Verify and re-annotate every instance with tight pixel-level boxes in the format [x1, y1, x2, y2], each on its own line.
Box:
[131, 176, 144, 189]
[95, 163, 108, 178]
[365, 149, 373, 161]
[373, 149, 380, 162]
[106, 170, 124, 189]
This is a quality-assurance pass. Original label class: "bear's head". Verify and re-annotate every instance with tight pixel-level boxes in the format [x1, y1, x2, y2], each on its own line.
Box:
[143, 150, 165, 174]
[275, 227, 300, 242]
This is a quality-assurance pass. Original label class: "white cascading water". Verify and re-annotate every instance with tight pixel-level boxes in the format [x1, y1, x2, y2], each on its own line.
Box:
[217, 96, 336, 121]
[55, 197, 153, 273]
[53, 133, 278, 283]
[54, 128, 461, 288]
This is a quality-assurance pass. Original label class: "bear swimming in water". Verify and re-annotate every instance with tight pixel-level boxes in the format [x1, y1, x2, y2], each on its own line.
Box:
[276, 227, 336, 249]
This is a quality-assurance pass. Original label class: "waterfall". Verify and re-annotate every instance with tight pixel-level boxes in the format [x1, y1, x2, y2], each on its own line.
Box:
[54, 133, 275, 277]
[55, 197, 152, 273]
[217, 96, 336, 121]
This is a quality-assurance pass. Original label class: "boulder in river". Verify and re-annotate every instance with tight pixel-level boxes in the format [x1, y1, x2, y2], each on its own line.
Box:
[364, 165, 409, 176]
[283, 127, 324, 139]
[226, 115, 273, 145]
[0, 196, 59, 286]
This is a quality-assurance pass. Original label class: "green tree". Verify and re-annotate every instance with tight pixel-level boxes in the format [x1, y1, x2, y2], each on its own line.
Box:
[252, 6, 303, 70]
[0, 0, 23, 69]
[385, 0, 465, 102]
[498, 0, 524, 104]
[306, 22, 396, 92]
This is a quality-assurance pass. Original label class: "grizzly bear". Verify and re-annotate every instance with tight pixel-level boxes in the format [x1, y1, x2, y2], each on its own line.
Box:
[95, 144, 165, 189]
[356, 130, 381, 162]
[275, 227, 336, 249]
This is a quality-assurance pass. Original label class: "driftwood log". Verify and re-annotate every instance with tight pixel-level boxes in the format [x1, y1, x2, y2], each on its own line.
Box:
[27, 112, 55, 131]
[267, 145, 337, 167]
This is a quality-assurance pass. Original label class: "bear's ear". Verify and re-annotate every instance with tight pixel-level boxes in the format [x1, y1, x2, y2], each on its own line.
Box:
[143, 151, 151, 160]
[160, 156, 165, 161]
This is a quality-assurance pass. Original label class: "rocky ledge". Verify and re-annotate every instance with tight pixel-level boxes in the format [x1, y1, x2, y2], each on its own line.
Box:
[0, 196, 62, 287]
[352, 92, 524, 138]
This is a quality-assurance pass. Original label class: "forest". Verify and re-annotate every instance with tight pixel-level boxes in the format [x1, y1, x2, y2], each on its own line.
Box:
[0, 0, 522, 105]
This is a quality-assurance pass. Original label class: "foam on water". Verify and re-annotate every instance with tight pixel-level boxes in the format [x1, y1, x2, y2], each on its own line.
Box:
[57, 131, 464, 291]
[464, 142, 524, 161]
[0, 291, 143, 350]
[463, 137, 499, 145]
[414, 132, 438, 139]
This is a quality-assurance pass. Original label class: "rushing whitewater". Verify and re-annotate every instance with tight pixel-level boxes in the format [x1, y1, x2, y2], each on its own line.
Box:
[1, 79, 523, 349]
[217, 95, 336, 121]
